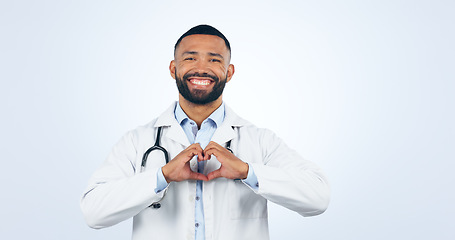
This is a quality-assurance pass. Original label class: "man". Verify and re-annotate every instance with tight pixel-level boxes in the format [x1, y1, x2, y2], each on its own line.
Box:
[81, 24, 330, 240]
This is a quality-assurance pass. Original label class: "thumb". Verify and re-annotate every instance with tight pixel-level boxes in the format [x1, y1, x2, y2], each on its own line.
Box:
[188, 171, 208, 181]
[207, 169, 222, 181]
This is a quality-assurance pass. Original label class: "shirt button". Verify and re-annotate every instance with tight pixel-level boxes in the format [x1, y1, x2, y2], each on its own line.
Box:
[196, 196, 200, 201]
[195, 223, 199, 228]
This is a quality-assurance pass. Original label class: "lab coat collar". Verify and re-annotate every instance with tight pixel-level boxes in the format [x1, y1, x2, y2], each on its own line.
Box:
[211, 103, 249, 144]
[153, 101, 250, 146]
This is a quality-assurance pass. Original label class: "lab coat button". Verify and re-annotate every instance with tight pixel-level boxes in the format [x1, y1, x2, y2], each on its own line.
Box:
[195, 223, 199, 228]
[196, 196, 200, 201]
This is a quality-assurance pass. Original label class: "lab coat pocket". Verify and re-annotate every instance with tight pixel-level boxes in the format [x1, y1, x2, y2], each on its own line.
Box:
[229, 180, 267, 219]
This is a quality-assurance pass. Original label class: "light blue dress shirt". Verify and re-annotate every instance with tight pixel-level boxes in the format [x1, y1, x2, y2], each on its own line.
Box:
[155, 102, 258, 240]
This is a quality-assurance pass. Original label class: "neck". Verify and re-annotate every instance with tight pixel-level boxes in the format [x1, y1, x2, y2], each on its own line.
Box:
[178, 95, 223, 128]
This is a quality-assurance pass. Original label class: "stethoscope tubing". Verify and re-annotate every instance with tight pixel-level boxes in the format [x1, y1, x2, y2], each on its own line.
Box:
[141, 127, 169, 168]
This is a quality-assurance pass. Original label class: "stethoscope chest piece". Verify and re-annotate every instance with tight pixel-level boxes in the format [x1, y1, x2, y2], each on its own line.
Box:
[150, 202, 161, 209]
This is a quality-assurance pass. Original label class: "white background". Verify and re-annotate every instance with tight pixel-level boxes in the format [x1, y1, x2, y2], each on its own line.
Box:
[1, 0, 454, 239]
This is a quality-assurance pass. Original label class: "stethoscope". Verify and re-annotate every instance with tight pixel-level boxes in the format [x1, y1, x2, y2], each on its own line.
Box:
[141, 126, 233, 209]
[141, 127, 169, 167]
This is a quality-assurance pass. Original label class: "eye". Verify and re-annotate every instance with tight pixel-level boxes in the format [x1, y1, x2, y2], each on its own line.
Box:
[210, 59, 221, 63]
[184, 57, 195, 61]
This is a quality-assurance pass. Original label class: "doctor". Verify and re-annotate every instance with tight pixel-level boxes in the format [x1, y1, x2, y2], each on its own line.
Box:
[81, 25, 330, 240]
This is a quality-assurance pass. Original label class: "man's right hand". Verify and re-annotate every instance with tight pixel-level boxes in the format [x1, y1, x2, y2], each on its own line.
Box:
[161, 143, 209, 183]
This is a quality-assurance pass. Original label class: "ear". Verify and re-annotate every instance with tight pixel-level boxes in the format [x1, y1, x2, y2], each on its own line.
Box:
[226, 64, 235, 83]
[169, 60, 176, 79]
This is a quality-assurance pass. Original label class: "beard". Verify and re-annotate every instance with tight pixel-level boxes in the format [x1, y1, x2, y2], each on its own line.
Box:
[175, 70, 227, 105]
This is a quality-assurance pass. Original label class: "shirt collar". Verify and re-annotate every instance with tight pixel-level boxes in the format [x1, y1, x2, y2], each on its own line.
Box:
[174, 102, 225, 127]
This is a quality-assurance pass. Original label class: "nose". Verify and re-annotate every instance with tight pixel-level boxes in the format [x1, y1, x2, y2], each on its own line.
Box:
[193, 60, 210, 74]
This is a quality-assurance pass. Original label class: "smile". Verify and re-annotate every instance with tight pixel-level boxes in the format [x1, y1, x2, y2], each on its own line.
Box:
[189, 79, 212, 86]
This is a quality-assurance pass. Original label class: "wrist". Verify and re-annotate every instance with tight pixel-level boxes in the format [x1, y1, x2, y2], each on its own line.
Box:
[161, 165, 171, 183]
[241, 162, 249, 179]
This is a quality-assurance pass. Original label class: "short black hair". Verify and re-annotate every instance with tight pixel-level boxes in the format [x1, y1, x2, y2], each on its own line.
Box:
[174, 24, 231, 54]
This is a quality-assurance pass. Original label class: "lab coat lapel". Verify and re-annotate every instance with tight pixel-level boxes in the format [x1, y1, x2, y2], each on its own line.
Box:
[205, 123, 235, 174]
[165, 123, 191, 147]
[211, 104, 248, 145]
[211, 123, 236, 146]
[154, 102, 190, 147]
[205, 105, 249, 174]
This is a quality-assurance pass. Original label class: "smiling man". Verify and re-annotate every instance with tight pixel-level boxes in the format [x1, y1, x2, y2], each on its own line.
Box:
[172, 33, 233, 107]
[81, 25, 330, 240]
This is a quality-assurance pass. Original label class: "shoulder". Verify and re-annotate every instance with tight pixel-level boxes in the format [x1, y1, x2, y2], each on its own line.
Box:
[125, 102, 178, 139]
[114, 118, 159, 150]
[239, 124, 281, 145]
[225, 106, 281, 142]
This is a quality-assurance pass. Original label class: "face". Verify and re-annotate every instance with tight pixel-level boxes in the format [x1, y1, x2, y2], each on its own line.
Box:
[170, 34, 235, 105]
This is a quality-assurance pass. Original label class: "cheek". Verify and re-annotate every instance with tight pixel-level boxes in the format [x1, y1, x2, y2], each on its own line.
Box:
[176, 64, 194, 74]
[215, 66, 228, 76]
[175, 65, 187, 77]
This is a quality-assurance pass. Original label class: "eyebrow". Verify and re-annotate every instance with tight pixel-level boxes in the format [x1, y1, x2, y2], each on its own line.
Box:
[182, 51, 224, 60]
[182, 51, 198, 56]
[208, 52, 224, 60]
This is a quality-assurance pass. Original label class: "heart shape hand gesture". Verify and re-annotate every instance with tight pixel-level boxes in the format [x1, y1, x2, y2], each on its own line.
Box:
[161, 141, 249, 183]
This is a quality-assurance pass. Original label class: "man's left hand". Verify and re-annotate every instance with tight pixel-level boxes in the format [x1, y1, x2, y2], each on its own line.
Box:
[204, 141, 249, 181]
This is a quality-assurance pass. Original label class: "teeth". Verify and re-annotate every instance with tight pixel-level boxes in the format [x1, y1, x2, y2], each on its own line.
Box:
[190, 79, 210, 86]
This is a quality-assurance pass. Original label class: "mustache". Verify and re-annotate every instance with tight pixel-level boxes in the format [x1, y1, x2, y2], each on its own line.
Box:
[182, 72, 218, 82]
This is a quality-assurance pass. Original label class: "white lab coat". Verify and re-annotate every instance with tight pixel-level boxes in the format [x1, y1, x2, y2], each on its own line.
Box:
[81, 102, 330, 240]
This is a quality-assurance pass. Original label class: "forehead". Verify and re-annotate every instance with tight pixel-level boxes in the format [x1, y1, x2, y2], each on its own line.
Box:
[175, 34, 229, 57]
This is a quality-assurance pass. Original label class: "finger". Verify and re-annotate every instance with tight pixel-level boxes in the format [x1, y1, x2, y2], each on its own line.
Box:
[197, 149, 208, 162]
[189, 142, 202, 148]
[187, 143, 204, 153]
[207, 169, 222, 181]
[186, 144, 204, 162]
[205, 141, 223, 152]
[203, 150, 211, 161]
[207, 141, 222, 148]
[205, 142, 232, 157]
[182, 149, 201, 163]
[197, 150, 204, 162]
[204, 148, 220, 159]
[191, 143, 205, 161]
[198, 154, 210, 162]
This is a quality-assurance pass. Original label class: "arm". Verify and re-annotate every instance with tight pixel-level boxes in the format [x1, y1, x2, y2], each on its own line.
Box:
[252, 129, 330, 216]
[81, 131, 210, 229]
[80, 131, 166, 229]
[204, 129, 329, 216]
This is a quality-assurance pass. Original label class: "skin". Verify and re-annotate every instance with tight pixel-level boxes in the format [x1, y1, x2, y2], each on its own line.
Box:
[162, 34, 248, 183]
[170, 34, 234, 126]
